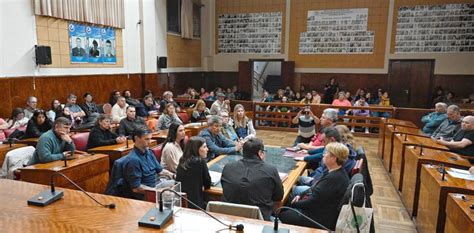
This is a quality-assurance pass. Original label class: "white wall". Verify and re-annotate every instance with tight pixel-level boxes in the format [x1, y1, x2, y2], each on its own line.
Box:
[0, 0, 152, 77]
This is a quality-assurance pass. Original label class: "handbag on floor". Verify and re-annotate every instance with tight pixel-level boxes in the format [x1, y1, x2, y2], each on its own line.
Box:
[335, 183, 373, 233]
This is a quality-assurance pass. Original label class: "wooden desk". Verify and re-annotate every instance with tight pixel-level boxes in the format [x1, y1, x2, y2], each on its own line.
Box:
[383, 125, 420, 172]
[0, 179, 322, 232]
[399, 145, 471, 216]
[151, 130, 168, 143]
[445, 193, 474, 233]
[206, 153, 307, 207]
[88, 140, 157, 167]
[17, 137, 39, 147]
[183, 122, 207, 136]
[0, 143, 28, 167]
[19, 153, 109, 194]
[378, 118, 417, 160]
[416, 165, 474, 233]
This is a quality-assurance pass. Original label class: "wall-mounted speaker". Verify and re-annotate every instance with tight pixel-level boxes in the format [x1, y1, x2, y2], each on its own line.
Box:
[35, 45, 52, 65]
[157, 56, 167, 69]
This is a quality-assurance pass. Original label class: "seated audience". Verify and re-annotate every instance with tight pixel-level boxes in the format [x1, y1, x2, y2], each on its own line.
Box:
[136, 96, 159, 118]
[28, 117, 75, 165]
[118, 106, 149, 136]
[86, 114, 126, 149]
[161, 123, 186, 175]
[220, 110, 238, 142]
[275, 96, 291, 127]
[300, 92, 314, 105]
[232, 104, 256, 140]
[210, 93, 230, 115]
[298, 108, 338, 150]
[292, 106, 319, 144]
[22, 110, 52, 139]
[432, 86, 445, 106]
[4, 108, 29, 131]
[280, 142, 350, 230]
[445, 91, 455, 106]
[80, 93, 100, 124]
[159, 91, 180, 113]
[191, 99, 210, 122]
[332, 92, 352, 116]
[225, 87, 235, 100]
[436, 115, 474, 160]
[311, 90, 321, 104]
[111, 96, 129, 123]
[372, 91, 391, 118]
[294, 92, 303, 102]
[198, 116, 243, 160]
[63, 94, 87, 128]
[365, 92, 376, 105]
[156, 103, 183, 131]
[109, 90, 121, 106]
[176, 136, 212, 209]
[431, 105, 462, 140]
[47, 99, 62, 121]
[200, 88, 210, 99]
[123, 90, 141, 106]
[353, 88, 366, 103]
[123, 128, 174, 200]
[274, 89, 285, 102]
[205, 91, 216, 101]
[221, 138, 284, 220]
[260, 90, 273, 103]
[351, 97, 370, 133]
[24, 96, 38, 120]
[421, 102, 448, 135]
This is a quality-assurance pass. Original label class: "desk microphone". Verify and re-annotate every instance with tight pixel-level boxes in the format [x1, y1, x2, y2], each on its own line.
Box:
[27, 171, 116, 209]
[262, 206, 330, 233]
[139, 188, 244, 231]
[2, 137, 19, 148]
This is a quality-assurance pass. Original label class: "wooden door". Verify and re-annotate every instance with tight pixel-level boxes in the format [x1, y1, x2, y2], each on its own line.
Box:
[388, 60, 434, 108]
[281, 61, 295, 88]
[238, 61, 252, 96]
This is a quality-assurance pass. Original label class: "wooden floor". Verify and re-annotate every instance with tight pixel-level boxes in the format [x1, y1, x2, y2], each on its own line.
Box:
[257, 129, 417, 233]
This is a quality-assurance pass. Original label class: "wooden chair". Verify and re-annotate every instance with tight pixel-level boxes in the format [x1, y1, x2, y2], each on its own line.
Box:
[206, 201, 264, 220]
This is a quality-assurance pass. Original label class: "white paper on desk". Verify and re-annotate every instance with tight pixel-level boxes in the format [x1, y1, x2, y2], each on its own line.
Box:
[209, 171, 221, 186]
[447, 168, 474, 181]
[279, 172, 288, 182]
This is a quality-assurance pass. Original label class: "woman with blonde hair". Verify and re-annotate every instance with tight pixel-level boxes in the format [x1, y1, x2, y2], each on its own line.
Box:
[335, 125, 355, 146]
[232, 104, 256, 140]
[191, 99, 210, 122]
[156, 103, 183, 131]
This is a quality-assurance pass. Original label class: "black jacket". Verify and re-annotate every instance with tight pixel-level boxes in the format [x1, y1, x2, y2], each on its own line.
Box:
[221, 156, 284, 220]
[86, 125, 118, 149]
[22, 119, 53, 139]
[176, 157, 212, 209]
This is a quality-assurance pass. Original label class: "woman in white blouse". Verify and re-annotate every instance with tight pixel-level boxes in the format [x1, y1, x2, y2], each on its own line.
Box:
[161, 123, 186, 175]
[156, 103, 183, 131]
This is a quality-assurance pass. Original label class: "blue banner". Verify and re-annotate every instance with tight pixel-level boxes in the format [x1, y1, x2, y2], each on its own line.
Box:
[68, 22, 116, 64]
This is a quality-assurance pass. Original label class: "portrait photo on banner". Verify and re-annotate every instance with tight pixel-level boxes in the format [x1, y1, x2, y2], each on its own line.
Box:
[68, 22, 116, 64]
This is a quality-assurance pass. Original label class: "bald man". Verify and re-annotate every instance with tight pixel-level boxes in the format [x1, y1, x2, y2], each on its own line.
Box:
[436, 115, 474, 159]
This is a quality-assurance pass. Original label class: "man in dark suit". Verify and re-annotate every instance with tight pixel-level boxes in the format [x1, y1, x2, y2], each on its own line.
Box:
[72, 37, 85, 57]
[104, 40, 115, 57]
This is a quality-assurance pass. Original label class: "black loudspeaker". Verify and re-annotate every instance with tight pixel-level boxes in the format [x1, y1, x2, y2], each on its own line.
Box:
[157, 56, 167, 69]
[35, 45, 52, 65]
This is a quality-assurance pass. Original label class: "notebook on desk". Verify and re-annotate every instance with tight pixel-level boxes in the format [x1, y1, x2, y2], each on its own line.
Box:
[209, 171, 222, 186]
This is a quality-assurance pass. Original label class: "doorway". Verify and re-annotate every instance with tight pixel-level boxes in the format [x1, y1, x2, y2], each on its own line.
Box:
[388, 60, 435, 108]
[251, 60, 283, 101]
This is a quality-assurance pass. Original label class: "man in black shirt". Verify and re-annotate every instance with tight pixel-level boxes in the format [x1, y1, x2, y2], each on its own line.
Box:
[118, 106, 149, 136]
[221, 138, 284, 220]
[436, 115, 474, 158]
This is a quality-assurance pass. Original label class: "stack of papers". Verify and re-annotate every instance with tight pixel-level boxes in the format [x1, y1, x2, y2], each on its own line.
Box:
[209, 171, 222, 186]
[447, 168, 474, 181]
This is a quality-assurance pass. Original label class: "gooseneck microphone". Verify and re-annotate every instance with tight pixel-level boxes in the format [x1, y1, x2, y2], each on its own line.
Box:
[139, 188, 244, 231]
[262, 206, 330, 233]
[28, 171, 116, 209]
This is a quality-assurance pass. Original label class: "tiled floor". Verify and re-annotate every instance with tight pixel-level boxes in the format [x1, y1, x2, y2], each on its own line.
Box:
[257, 129, 417, 232]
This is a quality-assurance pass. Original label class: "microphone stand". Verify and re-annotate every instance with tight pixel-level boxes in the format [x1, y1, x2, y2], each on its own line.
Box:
[262, 206, 330, 233]
[139, 188, 244, 231]
[27, 171, 115, 209]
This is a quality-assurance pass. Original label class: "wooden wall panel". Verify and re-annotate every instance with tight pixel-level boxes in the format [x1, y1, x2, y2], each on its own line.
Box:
[297, 73, 389, 97]
[289, 1, 389, 69]
[0, 74, 142, 118]
[167, 34, 201, 68]
[434, 75, 474, 101]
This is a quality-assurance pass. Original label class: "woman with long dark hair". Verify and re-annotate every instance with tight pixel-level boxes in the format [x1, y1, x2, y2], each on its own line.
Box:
[161, 123, 186, 175]
[23, 110, 53, 139]
[175, 136, 211, 209]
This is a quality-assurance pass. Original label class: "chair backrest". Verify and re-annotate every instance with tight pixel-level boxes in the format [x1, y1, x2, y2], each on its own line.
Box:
[206, 201, 264, 220]
[102, 103, 112, 116]
[338, 173, 365, 211]
[71, 132, 90, 151]
[178, 112, 190, 124]
[1, 146, 35, 179]
[351, 159, 364, 176]
[151, 144, 164, 163]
